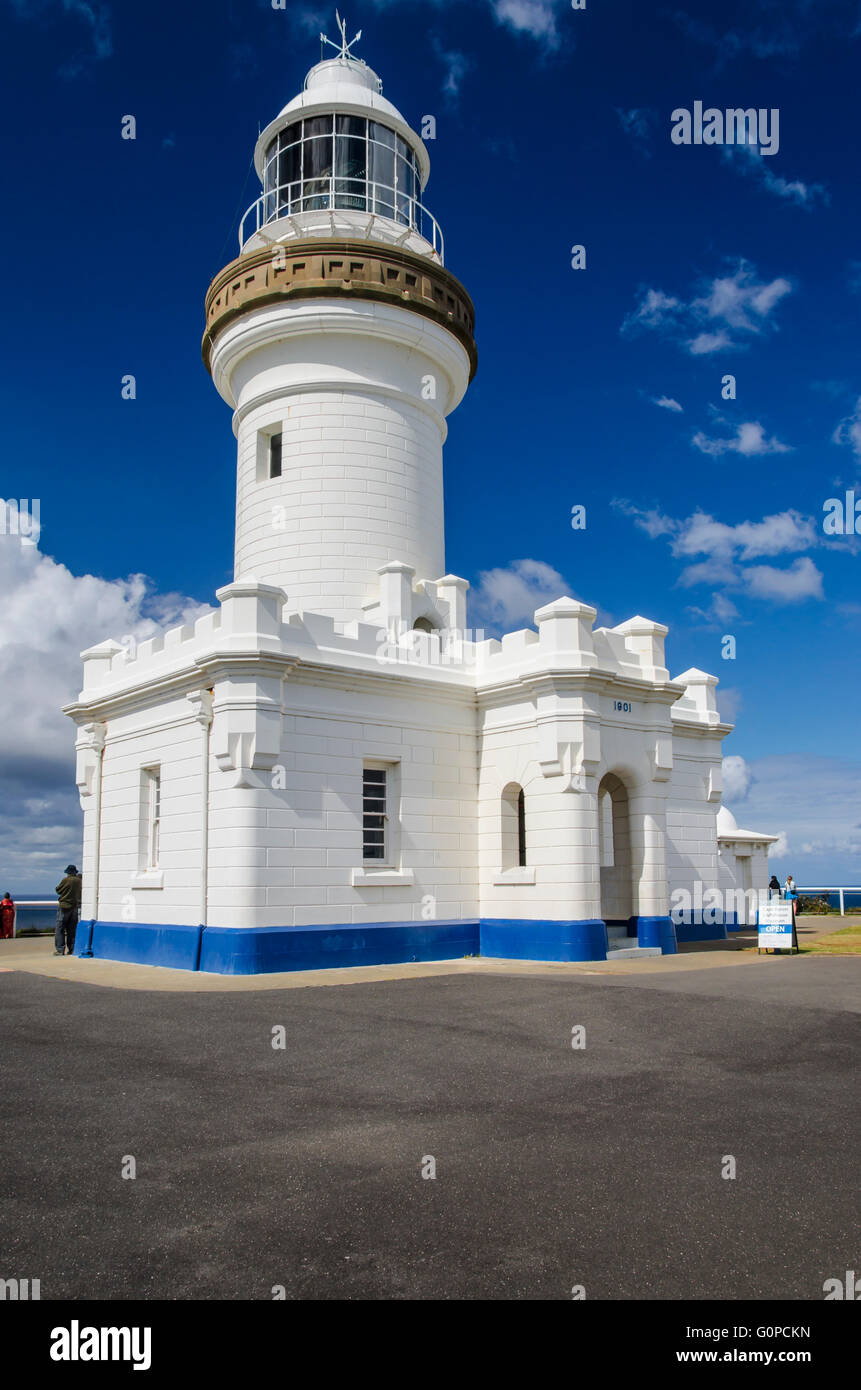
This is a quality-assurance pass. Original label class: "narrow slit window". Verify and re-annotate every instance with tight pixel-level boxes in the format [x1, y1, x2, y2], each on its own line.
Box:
[517, 787, 526, 868]
[269, 432, 282, 479]
[146, 769, 161, 869]
[362, 767, 387, 861]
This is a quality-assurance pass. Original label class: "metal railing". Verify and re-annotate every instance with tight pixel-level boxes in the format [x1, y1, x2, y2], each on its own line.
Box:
[3, 899, 57, 939]
[797, 886, 861, 917]
[239, 177, 445, 261]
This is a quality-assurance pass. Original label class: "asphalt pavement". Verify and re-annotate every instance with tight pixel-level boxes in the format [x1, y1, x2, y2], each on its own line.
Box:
[1, 957, 857, 1300]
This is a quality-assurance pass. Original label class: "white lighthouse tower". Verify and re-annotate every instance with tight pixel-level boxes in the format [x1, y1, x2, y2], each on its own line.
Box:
[65, 20, 777, 975]
[203, 21, 476, 626]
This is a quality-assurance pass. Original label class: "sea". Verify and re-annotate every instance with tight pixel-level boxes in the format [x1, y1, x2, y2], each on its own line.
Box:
[5, 889, 861, 931]
[7, 904, 58, 933]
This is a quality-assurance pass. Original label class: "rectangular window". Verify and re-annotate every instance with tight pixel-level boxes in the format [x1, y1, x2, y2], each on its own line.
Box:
[362, 766, 387, 861]
[145, 768, 161, 869]
[269, 432, 282, 479]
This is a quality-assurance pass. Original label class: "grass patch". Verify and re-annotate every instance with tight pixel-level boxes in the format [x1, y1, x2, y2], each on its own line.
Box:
[800, 923, 861, 956]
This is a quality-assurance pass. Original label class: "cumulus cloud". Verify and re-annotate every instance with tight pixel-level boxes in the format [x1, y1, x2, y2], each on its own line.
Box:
[613, 501, 824, 608]
[722, 754, 752, 800]
[742, 556, 824, 602]
[369, 0, 569, 49]
[0, 504, 211, 892]
[692, 420, 792, 456]
[491, 0, 566, 45]
[621, 261, 793, 357]
[723, 753, 861, 881]
[653, 395, 684, 412]
[469, 558, 584, 633]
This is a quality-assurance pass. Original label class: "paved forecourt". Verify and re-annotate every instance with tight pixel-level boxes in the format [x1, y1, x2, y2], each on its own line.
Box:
[0, 944, 857, 1300]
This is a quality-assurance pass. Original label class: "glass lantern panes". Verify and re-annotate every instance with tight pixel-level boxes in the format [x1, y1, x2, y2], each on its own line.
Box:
[262, 117, 420, 230]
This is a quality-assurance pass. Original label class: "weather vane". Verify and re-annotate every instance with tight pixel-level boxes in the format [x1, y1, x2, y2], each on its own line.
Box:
[321, 10, 362, 60]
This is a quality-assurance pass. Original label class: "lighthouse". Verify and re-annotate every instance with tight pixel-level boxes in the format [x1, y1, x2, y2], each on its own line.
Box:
[202, 22, 476, 625]
[65, 20, 777, 975]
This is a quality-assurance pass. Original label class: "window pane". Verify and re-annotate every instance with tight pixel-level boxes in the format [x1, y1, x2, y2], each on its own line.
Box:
[395, 154, 416, 223]
[277, 142, 301, 209]
[301, 135, 333, 209]
[370, 121, 396, 149]
[269, 433, 282, 479]
[337, 114, 366, 138]
[335, 134, 367, 209]
[369, 141, 395, 218]
[363, 768, 387, 860]
[303, 115, 333, 139]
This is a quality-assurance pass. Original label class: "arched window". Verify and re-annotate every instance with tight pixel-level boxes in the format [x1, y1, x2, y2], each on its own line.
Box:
[501, 783, 527, 869]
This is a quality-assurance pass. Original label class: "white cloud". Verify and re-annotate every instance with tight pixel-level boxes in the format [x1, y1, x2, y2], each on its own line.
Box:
[653, 395, 683, 412]
[9, 0, 113, 77]
[692, 420, 792, 456]
[622, 261, 793, 357]
[722, 754, 752, 800]
[370, 0, 569, 49]
[434, 44, 469, 99]
[832, 396, 861, 459]
[723, 753, 861, 882]
[741, 556, 824, 602]
[491, 0, 564, 44]
[0, 505, 210, 892]
[721, 143, 829, 208]
[613, 502, 823, 607]
[469, 558, 572, 631]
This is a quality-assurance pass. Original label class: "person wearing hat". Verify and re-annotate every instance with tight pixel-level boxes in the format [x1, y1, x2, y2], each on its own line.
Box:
[54, 865, 82, 956]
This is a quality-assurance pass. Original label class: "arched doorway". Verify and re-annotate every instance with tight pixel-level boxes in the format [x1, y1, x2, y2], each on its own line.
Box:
[598, 773, 632, 928]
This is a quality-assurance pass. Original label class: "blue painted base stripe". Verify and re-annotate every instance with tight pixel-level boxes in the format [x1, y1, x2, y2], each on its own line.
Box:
[200, 920, 480, 976]
[634, 915, 678, 955]
[76, 914, 685, 973]
[481, 918, 608, 963]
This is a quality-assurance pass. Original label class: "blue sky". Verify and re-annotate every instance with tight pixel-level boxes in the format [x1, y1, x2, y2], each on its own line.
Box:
[1, 0, 859, 889]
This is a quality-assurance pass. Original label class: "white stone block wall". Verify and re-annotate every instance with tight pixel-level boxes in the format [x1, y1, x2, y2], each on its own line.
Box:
[234, 389, 445, 621]
[665, 733, 723, 903]
[89, 698, 208, 926]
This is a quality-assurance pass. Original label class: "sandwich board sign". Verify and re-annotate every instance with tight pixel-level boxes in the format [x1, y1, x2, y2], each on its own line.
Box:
[757, 900, 796, 954]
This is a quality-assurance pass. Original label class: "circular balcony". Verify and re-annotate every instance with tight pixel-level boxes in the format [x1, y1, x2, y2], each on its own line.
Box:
[239, 177, 445, 264]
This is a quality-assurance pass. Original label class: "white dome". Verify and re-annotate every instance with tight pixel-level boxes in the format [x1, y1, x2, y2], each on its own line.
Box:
[716, 805, 739, 835]
[253, 56, 430, 187]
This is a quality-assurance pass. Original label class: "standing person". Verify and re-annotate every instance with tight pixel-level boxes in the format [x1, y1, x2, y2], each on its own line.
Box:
[784, 874, 799, 932]
[0, 893, 14, 940]
[54, 865, 82, 957]
[768, 874, 781, 901]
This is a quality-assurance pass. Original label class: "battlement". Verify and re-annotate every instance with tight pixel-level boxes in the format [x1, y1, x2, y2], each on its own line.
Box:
[75, 582, 722, 727]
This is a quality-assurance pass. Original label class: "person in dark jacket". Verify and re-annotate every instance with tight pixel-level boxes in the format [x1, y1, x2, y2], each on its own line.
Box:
[54, 866, 82, 956]
[0, 893, 14, 940]
[768, 875, 781, 900]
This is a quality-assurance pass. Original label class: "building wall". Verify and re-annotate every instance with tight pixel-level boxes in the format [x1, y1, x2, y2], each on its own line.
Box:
[82, 671, 480, 931]
[665, 730, 722, 902]
[234, 387, 446, 619]
[88, 695, 208, 927]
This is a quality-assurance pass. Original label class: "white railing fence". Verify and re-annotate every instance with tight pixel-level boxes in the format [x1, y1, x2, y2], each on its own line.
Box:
[797, 887, 861, 917]
[240, 178, 445, 260]
[3, 899, 57, 939]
